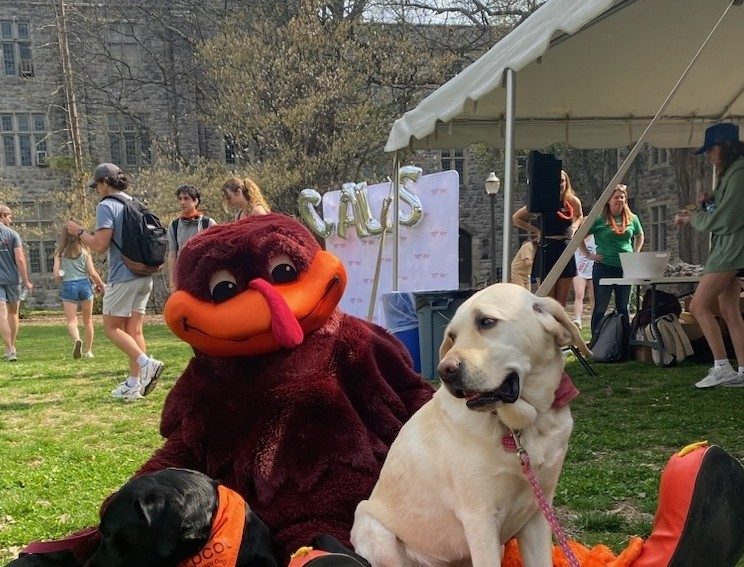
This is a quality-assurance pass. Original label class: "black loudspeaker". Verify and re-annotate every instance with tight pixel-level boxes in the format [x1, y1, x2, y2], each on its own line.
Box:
[526, 151, 562, 213]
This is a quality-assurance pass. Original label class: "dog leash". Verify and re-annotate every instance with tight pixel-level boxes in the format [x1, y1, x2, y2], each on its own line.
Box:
[503, 430, 580, 567]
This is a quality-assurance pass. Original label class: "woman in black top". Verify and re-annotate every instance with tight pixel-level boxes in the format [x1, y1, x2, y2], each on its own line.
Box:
[513, 169, 583, 306]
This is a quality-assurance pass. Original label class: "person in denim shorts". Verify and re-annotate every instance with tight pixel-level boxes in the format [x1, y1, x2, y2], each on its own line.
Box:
[53, 224, 105, 359]
[0, 204, 33, 362]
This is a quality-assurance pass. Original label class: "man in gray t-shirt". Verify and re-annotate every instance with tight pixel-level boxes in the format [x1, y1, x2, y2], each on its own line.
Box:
[167, 184, 216, 292]
[0, 204, 33, 361]
[66, 163, 164, 401]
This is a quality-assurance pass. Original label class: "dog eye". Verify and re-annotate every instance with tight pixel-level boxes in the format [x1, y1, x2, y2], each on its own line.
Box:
[477, 316, 497, 329]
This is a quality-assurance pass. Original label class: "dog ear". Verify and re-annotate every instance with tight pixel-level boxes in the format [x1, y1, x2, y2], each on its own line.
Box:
[438, 330, 453, 361]
[532, 296, 591, 356]
[135, 495, 182, 559]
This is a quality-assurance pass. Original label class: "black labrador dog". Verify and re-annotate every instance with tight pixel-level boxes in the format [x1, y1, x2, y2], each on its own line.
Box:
[88, 468, 277, 567]
[7, 468, 277, 567]
[7, 469, 371, 567]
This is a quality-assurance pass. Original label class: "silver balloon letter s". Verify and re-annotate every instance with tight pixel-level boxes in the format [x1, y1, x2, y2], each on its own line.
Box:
[398, 166, 424, 227]
[298, 188, 334, 238]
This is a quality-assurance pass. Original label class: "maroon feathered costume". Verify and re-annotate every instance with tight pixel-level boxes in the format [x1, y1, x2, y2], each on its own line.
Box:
[142, 214, 433, 561]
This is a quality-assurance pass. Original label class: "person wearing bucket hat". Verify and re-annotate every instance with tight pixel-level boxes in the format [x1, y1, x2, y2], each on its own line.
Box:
[66, 163, 164, 401]
[674, 122, 744, 388]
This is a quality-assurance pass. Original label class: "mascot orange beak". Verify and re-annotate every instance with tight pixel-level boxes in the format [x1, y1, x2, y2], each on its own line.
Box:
[164, 251, 347, 356]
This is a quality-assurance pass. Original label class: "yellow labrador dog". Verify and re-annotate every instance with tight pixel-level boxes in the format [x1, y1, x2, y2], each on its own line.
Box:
[351, 283, 589, 567]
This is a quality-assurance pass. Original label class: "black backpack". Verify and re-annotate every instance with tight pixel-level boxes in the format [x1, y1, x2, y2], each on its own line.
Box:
[631, 289, 682, 330]
[102, 194, 167, 276]
[170, 217, 212, 253]
[589, 311, 630, 363]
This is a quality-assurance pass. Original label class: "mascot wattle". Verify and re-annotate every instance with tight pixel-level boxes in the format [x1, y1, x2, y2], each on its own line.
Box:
[144, 213, 433, 560]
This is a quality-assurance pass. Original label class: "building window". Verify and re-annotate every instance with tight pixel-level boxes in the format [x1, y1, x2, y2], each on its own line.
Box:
[648, 147, 669, 169]
[108, 22, 140, 71]
[27, 241, 42, 273]
[14, 201, 56, 274]
[43, 240, 56, 272]
[649, 204, 668, 251]
[441, 149, 466, 185]
[225, 135, 236, 165]
[108, 115, 151, 167]
[0, 19, 33, 77]
[0, 113, 48, 167]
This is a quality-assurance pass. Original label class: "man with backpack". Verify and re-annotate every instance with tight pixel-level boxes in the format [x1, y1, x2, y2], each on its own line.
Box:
[167, 184, 216, 292]
[66, 163, 165, 402]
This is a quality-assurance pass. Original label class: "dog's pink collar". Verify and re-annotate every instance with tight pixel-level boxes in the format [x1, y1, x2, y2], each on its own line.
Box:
[552, 372, 579, 408]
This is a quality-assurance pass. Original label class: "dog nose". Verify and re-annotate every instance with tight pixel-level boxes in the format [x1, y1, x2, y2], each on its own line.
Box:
[437, 358, 460, 383]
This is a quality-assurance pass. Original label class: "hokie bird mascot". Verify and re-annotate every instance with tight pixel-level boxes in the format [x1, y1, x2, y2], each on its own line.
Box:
[9, 215, 744, 567]
[147, 213, 434, 560]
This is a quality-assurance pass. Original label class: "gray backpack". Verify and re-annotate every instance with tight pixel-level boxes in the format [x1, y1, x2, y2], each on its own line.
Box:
[589, 311, 630, 363]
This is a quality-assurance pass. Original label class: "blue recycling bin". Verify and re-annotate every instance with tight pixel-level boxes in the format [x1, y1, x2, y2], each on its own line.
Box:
[413, 290, 476, 380]
[381, 291, 421, 372]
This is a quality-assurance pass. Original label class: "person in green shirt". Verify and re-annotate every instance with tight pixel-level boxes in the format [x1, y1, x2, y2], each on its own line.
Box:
[675, 122, 744, 388]
[580, 184, 644, 337]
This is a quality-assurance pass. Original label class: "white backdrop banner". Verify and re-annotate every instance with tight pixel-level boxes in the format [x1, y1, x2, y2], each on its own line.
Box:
[322, 170, 460, 325]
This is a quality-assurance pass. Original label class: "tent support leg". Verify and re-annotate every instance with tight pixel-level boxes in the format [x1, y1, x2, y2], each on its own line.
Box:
[392, 151, 400, 291]
[501, 67, 516, 284]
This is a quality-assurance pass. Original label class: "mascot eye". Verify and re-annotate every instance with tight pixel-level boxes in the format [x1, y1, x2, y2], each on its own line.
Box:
[209, 270, 239, 303]
[478, 316, 497, 329]
[268, 253, 298, 284]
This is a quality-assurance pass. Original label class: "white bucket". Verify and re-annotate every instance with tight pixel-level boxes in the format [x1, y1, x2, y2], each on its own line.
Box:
[619, 251, 669, 279]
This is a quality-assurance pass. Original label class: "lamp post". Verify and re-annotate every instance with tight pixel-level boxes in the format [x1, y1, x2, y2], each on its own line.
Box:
[485, 172, 501, 284]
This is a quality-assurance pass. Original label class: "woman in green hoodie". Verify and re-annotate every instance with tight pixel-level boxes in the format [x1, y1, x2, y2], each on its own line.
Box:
[675, 123, 744, 389]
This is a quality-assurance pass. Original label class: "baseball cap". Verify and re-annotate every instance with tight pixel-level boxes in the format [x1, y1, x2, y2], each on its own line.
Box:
[87, 163, 124, 188]
[695, 123, 740, 155]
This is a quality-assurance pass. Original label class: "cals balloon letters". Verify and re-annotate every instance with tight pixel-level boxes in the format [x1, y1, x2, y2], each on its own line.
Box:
[297, 167, 424, 239]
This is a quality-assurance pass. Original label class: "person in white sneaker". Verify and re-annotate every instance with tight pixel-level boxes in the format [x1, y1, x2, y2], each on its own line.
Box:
[0, 204, 33, 362]
[674, 123, 744, 389]
[66, 164, 164, 399]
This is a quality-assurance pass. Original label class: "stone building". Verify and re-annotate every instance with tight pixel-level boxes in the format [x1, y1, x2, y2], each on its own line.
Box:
[1, 0, 707, 309]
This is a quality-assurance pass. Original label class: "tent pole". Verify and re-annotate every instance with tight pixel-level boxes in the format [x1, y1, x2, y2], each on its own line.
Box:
[392, 151, 400, 291]
[501, 67, 516, 284]
[536, 0, 736, 298]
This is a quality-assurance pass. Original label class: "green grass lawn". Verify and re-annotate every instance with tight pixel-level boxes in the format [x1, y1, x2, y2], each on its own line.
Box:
[1, 321, 743, 564]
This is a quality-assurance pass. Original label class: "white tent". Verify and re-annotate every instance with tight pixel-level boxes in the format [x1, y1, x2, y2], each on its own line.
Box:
[387, 0, 744, 152]
[385, 0, 744, 290]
